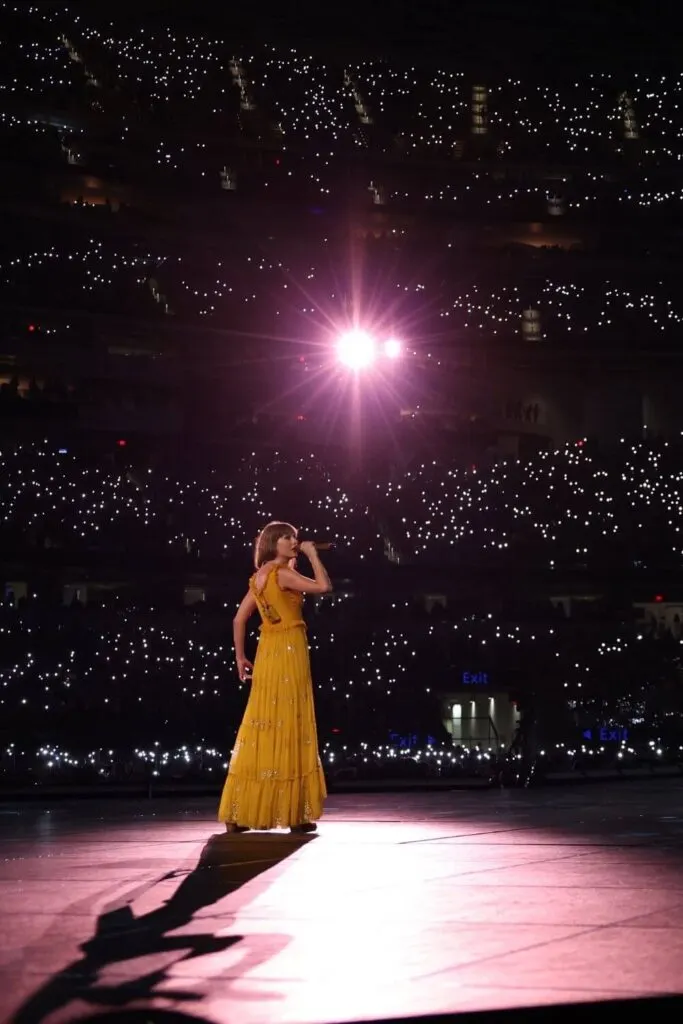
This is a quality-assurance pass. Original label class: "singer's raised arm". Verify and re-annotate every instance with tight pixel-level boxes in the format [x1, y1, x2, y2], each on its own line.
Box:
[279, 547, 332, 595]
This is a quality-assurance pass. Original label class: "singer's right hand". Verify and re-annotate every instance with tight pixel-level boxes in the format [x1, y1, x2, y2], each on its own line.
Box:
[236, 656, 253, 682]
[298, 540, 318, 560]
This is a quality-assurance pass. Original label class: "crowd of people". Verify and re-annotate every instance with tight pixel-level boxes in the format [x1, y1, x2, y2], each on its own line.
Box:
[2, 5, 683, 366]
[1, 566, 680, 787]
[9, 5, 678, 164]
[2, 438, 683, 572]
[0, 437, 682, 785]
[2, 221, 683, 350]
[3, 5, 683, 190]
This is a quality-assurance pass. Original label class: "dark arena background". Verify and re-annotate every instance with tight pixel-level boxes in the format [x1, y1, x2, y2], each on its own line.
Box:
[1, 2, 683, 1022]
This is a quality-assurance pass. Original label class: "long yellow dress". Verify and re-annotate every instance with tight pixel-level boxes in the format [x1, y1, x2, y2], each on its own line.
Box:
[218, 564, 327, 829]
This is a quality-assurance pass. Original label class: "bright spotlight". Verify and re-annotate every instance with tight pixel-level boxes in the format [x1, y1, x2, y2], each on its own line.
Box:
[336, 330, 376, 369]
[383, 338, 402, 359]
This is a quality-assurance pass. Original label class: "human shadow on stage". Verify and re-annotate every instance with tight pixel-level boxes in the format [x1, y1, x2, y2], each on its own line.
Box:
[9, 831, 315, 1024]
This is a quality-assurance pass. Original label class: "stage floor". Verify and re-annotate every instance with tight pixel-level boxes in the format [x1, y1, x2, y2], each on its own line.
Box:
[2, 781, 683, 1023]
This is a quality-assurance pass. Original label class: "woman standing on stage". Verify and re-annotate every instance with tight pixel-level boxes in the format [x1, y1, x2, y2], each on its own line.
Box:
[218, 521, 332, 833]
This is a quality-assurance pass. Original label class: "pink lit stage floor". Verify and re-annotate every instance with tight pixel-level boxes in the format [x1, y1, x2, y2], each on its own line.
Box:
[1, 782, 683, 1023]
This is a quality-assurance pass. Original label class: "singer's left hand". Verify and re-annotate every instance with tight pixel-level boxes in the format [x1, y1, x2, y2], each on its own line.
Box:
[298, 540, 318, 560]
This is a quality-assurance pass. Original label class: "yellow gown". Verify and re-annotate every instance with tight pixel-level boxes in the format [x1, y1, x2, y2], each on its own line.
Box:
[218, 564, 327, 828]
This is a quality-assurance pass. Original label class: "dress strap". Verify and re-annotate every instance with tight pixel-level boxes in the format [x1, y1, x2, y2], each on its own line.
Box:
[250, 563, 280, 598]
[249, 565, 282, 624]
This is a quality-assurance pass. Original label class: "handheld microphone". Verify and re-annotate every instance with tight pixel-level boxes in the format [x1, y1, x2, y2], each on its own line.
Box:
[299, 541, 336, 551]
